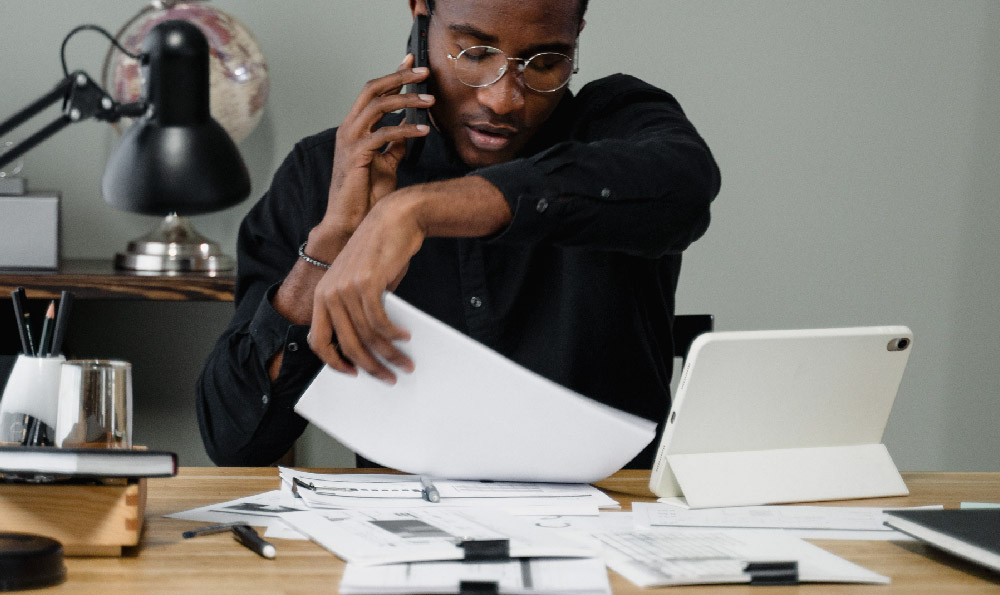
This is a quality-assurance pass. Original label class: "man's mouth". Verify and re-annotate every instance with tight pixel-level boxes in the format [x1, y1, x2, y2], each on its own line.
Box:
[465, 123, 518, 151]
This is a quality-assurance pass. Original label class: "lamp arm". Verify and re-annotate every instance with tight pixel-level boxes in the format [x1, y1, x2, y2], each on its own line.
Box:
[0, 70, 147, 169]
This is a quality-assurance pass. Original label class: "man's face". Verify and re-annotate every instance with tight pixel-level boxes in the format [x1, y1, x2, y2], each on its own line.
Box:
[419, 0, 581, 169]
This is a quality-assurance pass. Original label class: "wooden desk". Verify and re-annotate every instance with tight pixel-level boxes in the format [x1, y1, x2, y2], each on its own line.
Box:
[38, 470, 1000, 593]
[0, 259, 235, 301]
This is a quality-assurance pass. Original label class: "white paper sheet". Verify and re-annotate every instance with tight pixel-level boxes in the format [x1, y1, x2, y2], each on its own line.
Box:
[279, 468, 617, 512]
[340, 558, 611, 595]
[279, 508, 600, 566]
[166, 489, 309, 532]
[636, 502, 942, 541]
[592, 529, 890, 587]
[294, 293, 656, 483]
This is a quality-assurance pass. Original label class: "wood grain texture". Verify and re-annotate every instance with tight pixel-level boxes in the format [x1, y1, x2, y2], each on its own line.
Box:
[0, 479, 145, 556]
[23, 469, 1000, 593]
[0, 259, 234, 301]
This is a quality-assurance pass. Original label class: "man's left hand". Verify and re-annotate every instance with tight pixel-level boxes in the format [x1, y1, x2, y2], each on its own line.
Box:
[308, 195, 423, 383]
[307, 176, 514, 383]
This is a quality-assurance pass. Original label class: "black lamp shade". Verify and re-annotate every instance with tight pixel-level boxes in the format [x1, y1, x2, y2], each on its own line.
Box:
[102, 20, 250, 216]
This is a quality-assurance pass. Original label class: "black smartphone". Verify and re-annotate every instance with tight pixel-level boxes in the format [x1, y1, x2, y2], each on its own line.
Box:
[405, 14, 430, 128]
[405, 14, 429, 161]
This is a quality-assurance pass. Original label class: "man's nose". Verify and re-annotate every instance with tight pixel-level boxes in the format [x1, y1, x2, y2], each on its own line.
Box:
[475, 66, 525, 115]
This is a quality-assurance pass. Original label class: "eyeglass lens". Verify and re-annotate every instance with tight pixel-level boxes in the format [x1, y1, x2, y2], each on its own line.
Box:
[454, 46, 574, 92]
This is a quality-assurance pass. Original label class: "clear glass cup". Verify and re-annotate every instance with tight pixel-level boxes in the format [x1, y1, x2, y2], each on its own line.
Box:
[55, 360, 132, 449]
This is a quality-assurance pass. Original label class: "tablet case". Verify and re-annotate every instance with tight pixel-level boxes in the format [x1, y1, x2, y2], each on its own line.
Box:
[650, 326, 912, 508]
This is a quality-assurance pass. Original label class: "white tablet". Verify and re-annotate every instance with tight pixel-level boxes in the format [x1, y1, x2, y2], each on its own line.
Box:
[650, 326, 913, 503]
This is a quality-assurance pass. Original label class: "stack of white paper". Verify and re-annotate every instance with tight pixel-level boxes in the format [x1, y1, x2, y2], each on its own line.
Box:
[281, 468, 619, 513]
[295, 293, 656, 483]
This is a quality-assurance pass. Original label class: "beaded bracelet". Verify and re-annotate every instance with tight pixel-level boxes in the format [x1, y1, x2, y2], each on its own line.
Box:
[298, 241, 331, 270]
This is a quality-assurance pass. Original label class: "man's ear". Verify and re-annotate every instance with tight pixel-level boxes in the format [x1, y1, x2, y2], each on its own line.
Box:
[579, 19, 586, 35]
[410, 0, 429, 18]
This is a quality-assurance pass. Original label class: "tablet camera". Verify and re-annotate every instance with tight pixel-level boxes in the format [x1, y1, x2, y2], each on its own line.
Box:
[887, 338, 910, 351]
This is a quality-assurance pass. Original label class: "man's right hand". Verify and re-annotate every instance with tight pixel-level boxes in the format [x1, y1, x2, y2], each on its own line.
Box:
[310, 55, 434, 258]
[267, 57, 432, 380]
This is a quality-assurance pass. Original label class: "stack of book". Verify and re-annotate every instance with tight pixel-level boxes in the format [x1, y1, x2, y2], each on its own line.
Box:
[0, 446, 177, 556]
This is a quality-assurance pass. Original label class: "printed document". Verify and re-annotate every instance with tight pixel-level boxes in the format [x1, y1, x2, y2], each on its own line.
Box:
[593, 530, 890, 587]
[295, 293, 655, 483]
[166, 489, 307, 532]
[279, 508, 600, 566]
[340, 558, 611, 595]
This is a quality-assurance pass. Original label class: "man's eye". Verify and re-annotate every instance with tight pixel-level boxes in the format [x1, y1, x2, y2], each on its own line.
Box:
[529, 54, 564, 71]
[463, 47, 492, 61]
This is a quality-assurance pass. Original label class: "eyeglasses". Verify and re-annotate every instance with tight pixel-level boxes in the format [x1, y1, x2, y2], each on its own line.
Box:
[446, 45, 578, 93]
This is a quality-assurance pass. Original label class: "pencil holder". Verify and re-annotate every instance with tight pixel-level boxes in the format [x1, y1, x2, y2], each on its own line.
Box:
[0, 354, 66, 445]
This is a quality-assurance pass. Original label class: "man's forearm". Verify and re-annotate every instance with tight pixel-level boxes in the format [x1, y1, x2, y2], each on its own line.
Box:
[268, 228, 352, 379]
[400, 175, 513, 239]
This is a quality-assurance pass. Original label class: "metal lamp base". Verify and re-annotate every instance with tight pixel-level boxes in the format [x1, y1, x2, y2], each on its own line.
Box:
[114, 213, 234, 273]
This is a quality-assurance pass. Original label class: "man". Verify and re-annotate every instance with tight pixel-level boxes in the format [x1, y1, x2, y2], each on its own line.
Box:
[197, 0, 720, 468]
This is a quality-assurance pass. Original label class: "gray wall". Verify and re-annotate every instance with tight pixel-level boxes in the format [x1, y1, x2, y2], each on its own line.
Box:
[2, 1, 997, 470]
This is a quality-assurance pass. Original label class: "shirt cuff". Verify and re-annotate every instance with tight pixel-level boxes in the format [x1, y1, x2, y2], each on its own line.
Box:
[472, 158, 563, 245]
[248, 284, 314, 383]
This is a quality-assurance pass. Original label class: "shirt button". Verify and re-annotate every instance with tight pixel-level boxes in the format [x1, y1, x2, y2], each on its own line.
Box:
[535, 198, 549, 213]
[601, 187, 611, 198]
[262, 394, 270, 406]
[469, 296, 483, 308]
[287, 342, 299, 352]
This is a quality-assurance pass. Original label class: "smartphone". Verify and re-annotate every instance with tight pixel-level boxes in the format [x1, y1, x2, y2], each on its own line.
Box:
[405, 14, 430, 128]
[405, 14, 429, 160]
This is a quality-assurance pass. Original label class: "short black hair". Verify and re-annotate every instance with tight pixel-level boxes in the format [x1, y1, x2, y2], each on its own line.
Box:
[425, 0, 589, 23]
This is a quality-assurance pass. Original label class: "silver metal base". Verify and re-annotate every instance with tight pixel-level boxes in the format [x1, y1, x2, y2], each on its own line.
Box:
[114, 213, 234, 273]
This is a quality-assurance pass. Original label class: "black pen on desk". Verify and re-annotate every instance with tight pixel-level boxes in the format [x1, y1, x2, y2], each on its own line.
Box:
[420, 476, 440, 503]
[49, 290, 74, 356]
[182, 521, 249, 538]
[232, 525, 276, 559]
[38, 301, 55, 357]
[182, 522, 276, 559]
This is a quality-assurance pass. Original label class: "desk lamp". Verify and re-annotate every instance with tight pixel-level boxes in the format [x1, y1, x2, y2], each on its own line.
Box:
[0, 20, 251, 273]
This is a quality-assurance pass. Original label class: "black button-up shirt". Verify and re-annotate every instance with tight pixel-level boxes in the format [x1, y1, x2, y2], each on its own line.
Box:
[196, 74, 721, 468]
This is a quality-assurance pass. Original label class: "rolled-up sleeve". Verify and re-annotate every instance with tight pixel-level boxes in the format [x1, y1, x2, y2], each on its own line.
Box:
[196, 134, 332, 466]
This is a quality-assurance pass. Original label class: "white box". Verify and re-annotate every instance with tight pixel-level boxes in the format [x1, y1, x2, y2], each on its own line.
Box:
[0, 193, 60, 269]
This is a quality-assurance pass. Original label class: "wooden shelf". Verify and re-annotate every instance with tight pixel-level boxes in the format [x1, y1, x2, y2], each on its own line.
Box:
[0, 259, 235, 301]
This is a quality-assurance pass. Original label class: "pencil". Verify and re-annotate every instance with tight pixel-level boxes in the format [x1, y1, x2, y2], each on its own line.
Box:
[38, 301, 56, 357]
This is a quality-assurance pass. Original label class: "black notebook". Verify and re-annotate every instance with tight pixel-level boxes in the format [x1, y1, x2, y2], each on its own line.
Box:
[884, 509, 1000, 574]
[0, 446, 178, 479]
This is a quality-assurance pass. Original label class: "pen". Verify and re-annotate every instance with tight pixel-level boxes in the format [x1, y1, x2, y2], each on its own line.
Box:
[11, 288, 32, 355]
[420, 476, 440, 503]
[11, 287, 36, 356]
[49, 290, 74, 356]
[182, 522, 276, 560]
[232, 524, 276, 559]
[182, 521, 249, 538]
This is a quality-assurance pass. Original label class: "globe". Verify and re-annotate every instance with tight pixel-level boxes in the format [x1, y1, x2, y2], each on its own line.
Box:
[103, 1, 269, 143]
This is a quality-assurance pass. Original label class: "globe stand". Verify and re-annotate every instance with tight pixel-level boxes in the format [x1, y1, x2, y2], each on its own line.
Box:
[114, 213, 234, 273]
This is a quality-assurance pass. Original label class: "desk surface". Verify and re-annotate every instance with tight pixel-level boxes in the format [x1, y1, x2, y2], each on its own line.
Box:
[0, 259, 235, 301]
[45, 469, 1000, 594]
